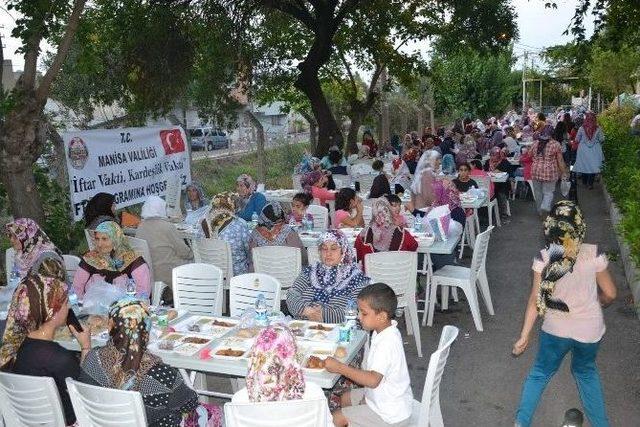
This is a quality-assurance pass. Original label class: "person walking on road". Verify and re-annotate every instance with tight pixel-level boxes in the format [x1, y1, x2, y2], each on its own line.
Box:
[513, 200, 616, 427]
[529, 126, 568, 218]
[573, 112, 604, 190]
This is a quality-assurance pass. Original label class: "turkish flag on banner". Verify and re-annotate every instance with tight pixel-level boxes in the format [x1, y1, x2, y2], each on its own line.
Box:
[160, 129, 186, 155]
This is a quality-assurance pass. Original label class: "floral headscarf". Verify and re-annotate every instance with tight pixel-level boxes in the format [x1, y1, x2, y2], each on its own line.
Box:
[206, 192, 236, 237]
[582, 111, 599, 140]
[361, 198, 396, 252]
[82, 221, 140, 273]
[301, 170, 324, 193]
[95, 298, 160, 390]
[5, 218, 61, 279]
[537, 200, 587, 316]
[433, 179, 461, 211]
[246, 325, 305, 402]
[258, 202, 285, 229]
[185, 182, 209, 211]
[253, 202, 292, 245]
[294, 153, 321, 175]
[309, 230, 369, 303]
[0, 254, 67, 367]
[237, 174, 257, 194]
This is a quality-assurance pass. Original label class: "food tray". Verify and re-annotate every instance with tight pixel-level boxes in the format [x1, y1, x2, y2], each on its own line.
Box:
[210, 338, 252, 360]
[150, 333, 212, 356]
[303, 326, 339, 342]
[172, 316, 238, 336]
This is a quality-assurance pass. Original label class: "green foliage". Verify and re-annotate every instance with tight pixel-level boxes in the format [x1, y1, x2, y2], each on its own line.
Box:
[430, 47, 517, 118]
[599, 105, 640, 264]
[589, 46, 640, 101]
[191, 142, 309, 196]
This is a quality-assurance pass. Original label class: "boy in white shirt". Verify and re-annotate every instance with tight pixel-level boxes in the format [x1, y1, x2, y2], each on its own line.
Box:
[325, 283, 413, 427]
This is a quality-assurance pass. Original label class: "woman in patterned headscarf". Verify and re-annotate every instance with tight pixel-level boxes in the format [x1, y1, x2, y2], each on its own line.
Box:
[354, 198, 417, 265]
[287, 230, 369, 323]
[5, 218, 61, 281]
[513, 200, 616, 427]
[184, 182, 209, 212]
[73, 221, 151, 299]
[301, 170, 336, 206]
[248, 202, 307, 269]
[202, 192, 251, 275]
[79, 299, 222, 427]
[236, 173, 267, 221]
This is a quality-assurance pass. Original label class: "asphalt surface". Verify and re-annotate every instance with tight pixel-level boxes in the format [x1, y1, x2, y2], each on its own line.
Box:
[403, 182, 640, 426]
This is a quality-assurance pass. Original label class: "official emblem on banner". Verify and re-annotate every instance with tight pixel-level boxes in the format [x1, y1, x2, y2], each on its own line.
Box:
[68, 137, 89, 170]
[160, 129, 186, 155]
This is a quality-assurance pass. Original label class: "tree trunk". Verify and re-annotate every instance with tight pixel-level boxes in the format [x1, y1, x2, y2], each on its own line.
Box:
[346, 111, 364, 155]
[300, 110, 317, 152]
[244, 109, 266, 183]
[47, 122, 69, 189]
[295, 69, 342, 157]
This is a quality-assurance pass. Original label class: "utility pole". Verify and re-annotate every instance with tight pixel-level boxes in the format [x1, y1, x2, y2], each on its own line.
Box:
[539, 80, 543, 112]
[522, 51, 527, 113]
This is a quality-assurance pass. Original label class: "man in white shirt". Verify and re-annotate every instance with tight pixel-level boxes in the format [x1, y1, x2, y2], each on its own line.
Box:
[325, 283, 413, 427]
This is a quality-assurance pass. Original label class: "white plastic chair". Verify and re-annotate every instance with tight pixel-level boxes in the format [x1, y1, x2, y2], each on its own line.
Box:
[457, 216, 476, 260]
[356, 174, 376, 195]
[84, 229, 95, 251]
[474, 176, 501, 229]
[332, 174, 351, 189]
[5, 248, 15, 285]
[362, 205, 373, 225]
[307, 246, 320, 265]
[407, 325, 459, 427]
[252, 246, 301, 299]
[224, 383, 329, 427]
[172, 263, 224, 316]
[229, 273, 282, 317]
[426, 227, 495, 331]
[365, 251, 422, 357]
[63, 254, 81, 283]
[66, 378, 147, 427]
[0, 372, 66, 427]
[306, 204, 329, 230]
[126, 236, 154, 283]
[192, 238, 233, 289]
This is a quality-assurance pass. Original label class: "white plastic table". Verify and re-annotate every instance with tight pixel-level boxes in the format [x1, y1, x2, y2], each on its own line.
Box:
[56, 316, 368, 394]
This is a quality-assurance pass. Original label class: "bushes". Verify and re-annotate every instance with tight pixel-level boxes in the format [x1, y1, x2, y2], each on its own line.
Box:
[599, 105, 640, 264]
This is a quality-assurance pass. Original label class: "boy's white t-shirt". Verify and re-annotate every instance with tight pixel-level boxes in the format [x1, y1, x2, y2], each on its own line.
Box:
[364, 320, 413, 423]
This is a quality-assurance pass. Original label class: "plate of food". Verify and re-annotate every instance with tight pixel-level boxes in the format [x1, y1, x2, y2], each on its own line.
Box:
[233, 326, 261, 340]
[211, 339, 252, 360]
[288, 321, 308, 337]
[303, 325, 338, 342]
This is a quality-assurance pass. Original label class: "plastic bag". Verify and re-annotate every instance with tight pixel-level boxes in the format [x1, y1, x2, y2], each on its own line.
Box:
[425, 205, 452, 241]
[82, 283, 127, 315]
[560, 178, 571, 197]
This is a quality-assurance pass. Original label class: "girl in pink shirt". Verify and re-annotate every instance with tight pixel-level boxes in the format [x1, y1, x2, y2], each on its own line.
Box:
[512, 201, 616, 427]
[73, 221, 151, 299]
[332, 188, 364, 228]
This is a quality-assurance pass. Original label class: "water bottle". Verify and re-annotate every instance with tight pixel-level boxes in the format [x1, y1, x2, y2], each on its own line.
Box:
[9, 266, 20, 288]
[339, 299, 358, 343]
[414, 214, 423, 233]
[67, 284, 79, 310]
[255, 293, 268, 326]
[306, 214, 314, 231]
[126, 278, 137, 298]
[250, 211, 259, 230]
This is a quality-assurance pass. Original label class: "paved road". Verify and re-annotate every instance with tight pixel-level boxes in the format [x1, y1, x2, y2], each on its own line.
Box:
[404, 183, 640, 426]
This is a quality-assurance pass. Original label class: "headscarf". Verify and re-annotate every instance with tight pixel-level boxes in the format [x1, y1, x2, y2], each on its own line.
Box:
[363, 198, 396, 252]
[253, 202, 292, 244]
[309, 230, 369, 304]
[442, 154, 456, 175]
[82, 221, 140, 273]
[582, 112, 598, 140]
[185, 182, 209, 211]
[237, 174, 257, 194]
[84, 193, 117, 229]
[301, 170, 324, 193]
[410, 150, 440, 195]
[246, 325, 305, 402]
[537, 200, 587, 316]
[433, 179, 461, 211]
[535, 125, 554, 155]
[206, 192, 236, 237]
[0, 253, 67, 367]
[5, 218, 61, 279]
[140, 195, 167, 219]
[294, 152, 315, 174]
[488, 147, 507, 172]
[94, 299, 160, 390]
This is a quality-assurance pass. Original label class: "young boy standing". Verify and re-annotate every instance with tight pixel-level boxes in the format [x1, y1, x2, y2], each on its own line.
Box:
[325, 283, 413, 427]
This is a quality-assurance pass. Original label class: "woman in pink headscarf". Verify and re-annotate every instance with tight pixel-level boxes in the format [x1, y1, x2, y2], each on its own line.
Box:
[354, 198, 418, 265]
[573, 112, 604, 189]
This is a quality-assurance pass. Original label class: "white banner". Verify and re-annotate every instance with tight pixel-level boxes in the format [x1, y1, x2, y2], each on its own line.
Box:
[63, 126, 191, 221]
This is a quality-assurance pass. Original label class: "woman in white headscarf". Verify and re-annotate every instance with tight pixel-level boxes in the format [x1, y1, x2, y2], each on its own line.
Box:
[136, 196, 193, 288]
[408, 150, 441, 213]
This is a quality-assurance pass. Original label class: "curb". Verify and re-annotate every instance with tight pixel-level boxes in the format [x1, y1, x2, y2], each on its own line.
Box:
[602, 183, 640, 318]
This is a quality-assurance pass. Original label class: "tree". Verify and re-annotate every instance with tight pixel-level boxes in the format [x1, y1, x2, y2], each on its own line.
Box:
[589, 46, 640, 105]
[0, 0, 87, 223]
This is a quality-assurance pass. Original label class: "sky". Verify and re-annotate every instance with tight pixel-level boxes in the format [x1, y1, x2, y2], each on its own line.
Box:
[1, 0, 594, 73]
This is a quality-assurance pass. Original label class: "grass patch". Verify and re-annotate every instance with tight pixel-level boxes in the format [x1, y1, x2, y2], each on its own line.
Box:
[192, 142, 308, 195]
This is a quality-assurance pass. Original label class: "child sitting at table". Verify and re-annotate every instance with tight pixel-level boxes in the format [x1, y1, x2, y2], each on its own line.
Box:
[325, 283, 413, 427]
[384, 194, 408, 228]
[286, 192, 314, 225]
